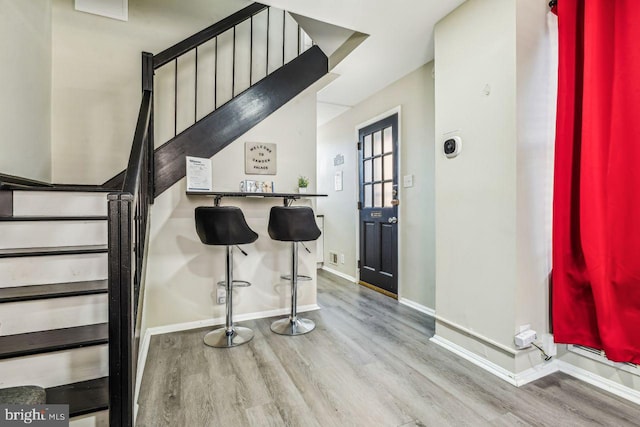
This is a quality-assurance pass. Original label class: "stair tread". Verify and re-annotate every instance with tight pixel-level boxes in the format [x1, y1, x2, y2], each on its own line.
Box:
[0, 245, 107, 258]
[0, 280, 108, 303]
[0, 216, 107, 222]
[46, 377, 109, 417]
[0, 323, 108, 359]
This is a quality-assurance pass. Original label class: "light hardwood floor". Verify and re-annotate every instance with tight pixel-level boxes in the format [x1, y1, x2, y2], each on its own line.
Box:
[137, 270, 640, 426]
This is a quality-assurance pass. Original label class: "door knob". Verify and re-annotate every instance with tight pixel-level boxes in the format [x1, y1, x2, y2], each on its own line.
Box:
[388, 217, 398, 224]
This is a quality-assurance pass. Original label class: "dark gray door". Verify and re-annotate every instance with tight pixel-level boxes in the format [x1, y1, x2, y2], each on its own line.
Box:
[358, 114, 398, 296]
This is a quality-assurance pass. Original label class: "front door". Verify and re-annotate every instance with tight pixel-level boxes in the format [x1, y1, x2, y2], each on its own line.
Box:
[358, 114, 398, 297]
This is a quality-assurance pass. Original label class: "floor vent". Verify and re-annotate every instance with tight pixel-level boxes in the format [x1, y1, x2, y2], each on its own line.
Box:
[569, 344, 639, 375]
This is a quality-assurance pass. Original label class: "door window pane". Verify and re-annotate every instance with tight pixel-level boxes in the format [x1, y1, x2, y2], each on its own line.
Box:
[373, 183, 383, 207]
[364, 159, 372, 183]
[374, 157, 382, 181]
[373, 131, 382, 155]
[384, 182, 393, 207]
[383, 154, 393, 181]
[364, 184, 372, 208]
[364, 134, 372, 158]
[383, 127, 393, 153]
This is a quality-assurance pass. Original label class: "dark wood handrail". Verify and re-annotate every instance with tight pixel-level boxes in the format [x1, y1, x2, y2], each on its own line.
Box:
[108, 87, 153, 427]
[122, 90, 152, 194]
[153, 2, 267, 69]
[0, 173, 53, 189]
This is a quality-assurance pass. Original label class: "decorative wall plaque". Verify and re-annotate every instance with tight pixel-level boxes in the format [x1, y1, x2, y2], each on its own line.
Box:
[245, 142, 276, 175]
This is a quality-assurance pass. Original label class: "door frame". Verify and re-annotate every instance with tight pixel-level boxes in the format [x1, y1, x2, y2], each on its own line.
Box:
[354, 106, 402, 298]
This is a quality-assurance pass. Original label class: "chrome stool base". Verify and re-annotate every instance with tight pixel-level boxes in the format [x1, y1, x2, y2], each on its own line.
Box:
[270, 317, 315, 336]
[204, 326, 254, 348]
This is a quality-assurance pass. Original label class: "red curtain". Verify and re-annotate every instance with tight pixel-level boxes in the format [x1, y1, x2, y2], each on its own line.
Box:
[553, 0, 640, 363]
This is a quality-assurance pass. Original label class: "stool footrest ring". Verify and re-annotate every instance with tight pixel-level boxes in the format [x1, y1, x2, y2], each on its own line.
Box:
[280, 274, 312, 282]
[217, 280, 252, 287]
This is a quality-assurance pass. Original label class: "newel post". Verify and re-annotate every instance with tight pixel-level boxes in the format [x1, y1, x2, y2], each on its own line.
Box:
[142, 52, 155, 203]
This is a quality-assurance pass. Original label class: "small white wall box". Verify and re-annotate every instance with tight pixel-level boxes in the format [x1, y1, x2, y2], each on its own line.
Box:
[443, 136, 462, 158]
[514, 329, 537, 349]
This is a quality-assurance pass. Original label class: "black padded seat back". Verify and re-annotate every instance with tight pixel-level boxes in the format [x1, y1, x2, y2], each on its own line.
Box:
[195, 206, 258, 246]
[268, 206, 321, 242]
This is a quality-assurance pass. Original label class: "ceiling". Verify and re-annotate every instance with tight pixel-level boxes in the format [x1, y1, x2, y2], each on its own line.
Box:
[261, 0, 467, 125]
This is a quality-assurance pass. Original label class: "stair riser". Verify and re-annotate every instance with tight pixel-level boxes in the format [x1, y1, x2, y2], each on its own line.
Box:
[12, 192, 108, 217]
[0, 253, 107, 288]
[70, 411, 108, 427]
[0, 221, 107, 250]
[0, 345, 108, 388]
[0, 295, 107, 336]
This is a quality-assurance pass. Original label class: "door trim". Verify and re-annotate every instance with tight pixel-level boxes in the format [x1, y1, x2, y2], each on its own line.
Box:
[354, 105, 402, 297]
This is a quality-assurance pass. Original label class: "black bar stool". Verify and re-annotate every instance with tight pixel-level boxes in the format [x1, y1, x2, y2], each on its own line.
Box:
[195, 206, 258, 348]
[268, 206, 321, 335]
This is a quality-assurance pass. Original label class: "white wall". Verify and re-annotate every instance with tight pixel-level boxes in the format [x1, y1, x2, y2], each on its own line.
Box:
[434, 0, 519, 372]
[142, 77, 327, 330]
[0, 0, 51, 181]
[434, 0, 558, 374]
[435, 0, 640, 396]
[317, 63, 435, 309]
[50, 0, 251, 184]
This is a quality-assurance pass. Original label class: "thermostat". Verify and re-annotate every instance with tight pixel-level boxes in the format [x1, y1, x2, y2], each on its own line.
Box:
[444, 136, 462, 158]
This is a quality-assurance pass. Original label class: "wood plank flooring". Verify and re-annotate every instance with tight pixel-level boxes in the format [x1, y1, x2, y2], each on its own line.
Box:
[137, 270, 640, 426]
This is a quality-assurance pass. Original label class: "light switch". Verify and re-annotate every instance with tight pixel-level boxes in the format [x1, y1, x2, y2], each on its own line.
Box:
[403, 174, 414, 188]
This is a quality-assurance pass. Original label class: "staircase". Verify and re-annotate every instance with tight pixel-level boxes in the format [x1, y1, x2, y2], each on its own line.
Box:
[0, 2, 329, 426]
[0, 189, 110, 421]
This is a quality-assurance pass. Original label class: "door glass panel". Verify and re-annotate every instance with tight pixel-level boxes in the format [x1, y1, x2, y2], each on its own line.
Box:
[383, 127, 393, 153]
[364, 184, 372, 208]
[383, 154, 393, 181]
[384, 182, 393, 207]
[364, 159, 372, 183]
[374, 157, 382, 181]
[373, 131, 382, 156]
[364, 134, 372, 158]
[373, 183, 382, 207]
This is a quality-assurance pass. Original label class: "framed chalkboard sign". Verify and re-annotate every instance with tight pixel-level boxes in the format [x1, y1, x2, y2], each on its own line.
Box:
[245, 142, 276, 175]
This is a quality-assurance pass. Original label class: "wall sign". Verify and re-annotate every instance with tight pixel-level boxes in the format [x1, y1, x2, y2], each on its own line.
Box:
[245, 142, 277, 175]
[186, 156, 212, 191]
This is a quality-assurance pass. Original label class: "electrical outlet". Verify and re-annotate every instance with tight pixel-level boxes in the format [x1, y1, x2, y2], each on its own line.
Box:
[340, 253, 345, 264]
[329, 251, 338, 265]
[216, 287, 226, 304]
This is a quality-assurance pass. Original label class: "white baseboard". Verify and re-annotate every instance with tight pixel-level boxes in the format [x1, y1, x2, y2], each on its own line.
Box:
[557, 359, 640, 405]
[321, 266, 357, 283]
[430, 335, 558, 387]
[142, 304, 320, 338]
[516, 360, 560, 387]
[398, 298, 435, 317]
[432, 334, 640, 403]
